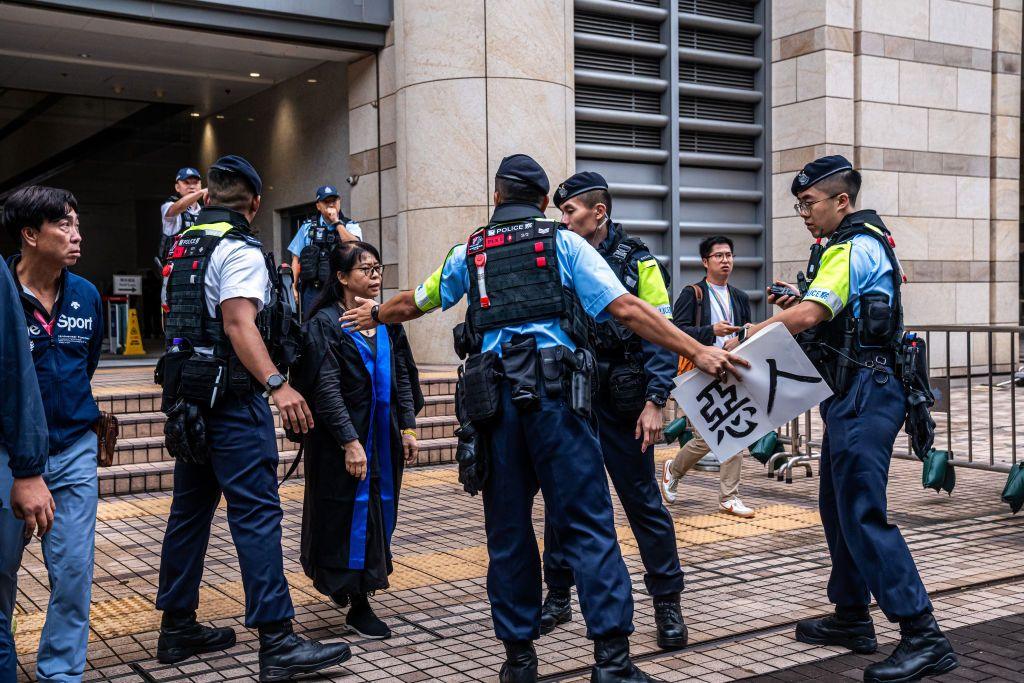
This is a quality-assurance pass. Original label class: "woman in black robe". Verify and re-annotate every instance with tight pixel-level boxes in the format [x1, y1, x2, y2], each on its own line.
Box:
[294, 241, 422, 639]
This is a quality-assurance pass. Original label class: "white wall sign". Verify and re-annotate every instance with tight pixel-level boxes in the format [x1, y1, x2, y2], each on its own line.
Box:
[671, 322, 833, 462]
[112, 275, 142, 296]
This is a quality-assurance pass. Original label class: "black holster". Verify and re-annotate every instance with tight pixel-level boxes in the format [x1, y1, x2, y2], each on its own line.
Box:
[604, 359, 646, 419]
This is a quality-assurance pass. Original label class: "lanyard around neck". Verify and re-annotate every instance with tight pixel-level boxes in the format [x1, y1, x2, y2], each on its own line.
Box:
[707, 284, 732, 324]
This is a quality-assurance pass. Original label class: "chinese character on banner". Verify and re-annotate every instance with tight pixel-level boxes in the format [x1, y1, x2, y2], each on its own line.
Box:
[671, 323, 833, 462]
[695, 379, 758, 445]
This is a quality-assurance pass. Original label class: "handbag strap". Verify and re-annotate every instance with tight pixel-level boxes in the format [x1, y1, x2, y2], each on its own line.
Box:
[691, 284, 703, 327]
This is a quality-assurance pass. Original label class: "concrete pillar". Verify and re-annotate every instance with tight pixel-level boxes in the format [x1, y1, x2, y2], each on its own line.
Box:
[391, 0, 575, 364]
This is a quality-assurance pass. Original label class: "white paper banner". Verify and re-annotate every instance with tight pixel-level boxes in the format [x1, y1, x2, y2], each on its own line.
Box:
[670, 322, 834, 462]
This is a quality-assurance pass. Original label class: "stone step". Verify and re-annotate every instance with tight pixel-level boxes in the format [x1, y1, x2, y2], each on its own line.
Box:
[98, 437, 458, 497]
[94, 375, 458, 416]
[118, 411, 458, 440]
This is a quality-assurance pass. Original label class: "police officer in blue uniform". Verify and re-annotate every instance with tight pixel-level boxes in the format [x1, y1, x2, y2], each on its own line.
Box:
[156, 155, 352, 682]
[288, 185, 362, 320]
[539, 172, 686, 651]
[736, 156, 958, 683]
[341, 155, 745, 683]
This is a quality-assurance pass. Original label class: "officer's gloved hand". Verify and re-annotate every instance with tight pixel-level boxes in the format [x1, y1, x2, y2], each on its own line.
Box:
[164, 400, 196, 463]
[905, 390, 935, 461]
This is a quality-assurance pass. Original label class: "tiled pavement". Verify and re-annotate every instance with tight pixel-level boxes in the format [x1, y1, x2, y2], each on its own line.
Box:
[12, 440, 1024, 682]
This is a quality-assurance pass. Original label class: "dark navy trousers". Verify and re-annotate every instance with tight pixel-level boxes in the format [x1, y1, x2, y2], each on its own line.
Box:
[819, 368, 932, 622]
[543, 401, 684, 597]
[482, 383, 634, 642]
[299, 284, 320, 322]
[156, 392, 295, 627]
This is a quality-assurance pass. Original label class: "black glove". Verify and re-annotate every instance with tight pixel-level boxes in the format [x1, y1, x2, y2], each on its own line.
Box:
[904, 389, 935, 461]
[455, 423, 486, 496]
[164, 400, 211, 465]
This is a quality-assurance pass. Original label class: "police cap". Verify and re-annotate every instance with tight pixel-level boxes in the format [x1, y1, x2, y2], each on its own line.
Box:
[791, 155, 853, 196]
[495, 154, 549, 195]
[210, 155, 262, 196]
[553, 171, 610, 209]
[316, 185, 340, 202]
[175, 167, 201, 182]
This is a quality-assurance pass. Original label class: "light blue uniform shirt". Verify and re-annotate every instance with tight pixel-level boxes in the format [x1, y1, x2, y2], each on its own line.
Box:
[287, 216, 363, 257]
[414, 224, 628, 355]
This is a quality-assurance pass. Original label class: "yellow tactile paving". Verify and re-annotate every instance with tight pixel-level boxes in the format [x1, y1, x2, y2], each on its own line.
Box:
[96, 469, 461, 521]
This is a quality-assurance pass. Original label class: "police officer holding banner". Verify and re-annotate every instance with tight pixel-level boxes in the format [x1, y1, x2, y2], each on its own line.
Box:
[288, 184, 362, 320]
[155, 155, 351, 681]
[733, 156, 958, 683]
[341, 154, 746, 683]
[539, 172, 687, 651]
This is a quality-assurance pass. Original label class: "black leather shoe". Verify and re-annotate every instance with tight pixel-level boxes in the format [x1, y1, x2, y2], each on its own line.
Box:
[347, 594, 391, 639]
[257, 621, 352, 682]
[499, 640, 538, 683]
[540, 588, 573, 635]
[796, 608, 878, 654]
[863, 614, 958, 683]
[157, 611, 236, 664]
[653, 594, 688, 650]
[591, 636, 661, 683]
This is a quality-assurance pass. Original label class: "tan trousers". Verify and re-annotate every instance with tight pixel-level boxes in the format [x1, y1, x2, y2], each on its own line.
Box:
[668, 431, 741, 503]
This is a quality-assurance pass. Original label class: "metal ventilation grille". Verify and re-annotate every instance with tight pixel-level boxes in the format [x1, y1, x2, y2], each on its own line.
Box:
[681, 97, 755, 123]
[576, 12, 661, 42]
[680, 62, 755, 89]
[680, 131, 755, 157]
[680, 29, 756, 55]
[576, 49, 662, 78]
[577, 121, 662, 148]
[576, 86, 662, 114]
[625, 0, 662, 6]
[679, 0, 755, 22]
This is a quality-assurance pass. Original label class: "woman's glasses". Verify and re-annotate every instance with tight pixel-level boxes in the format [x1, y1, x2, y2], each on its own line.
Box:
[353, 265, 384, 278]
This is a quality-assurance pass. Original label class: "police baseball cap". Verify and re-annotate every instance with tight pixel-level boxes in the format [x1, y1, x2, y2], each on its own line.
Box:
[316, 185, 340, 202]
[175, 167, 201, 182]
[791, 155, 854, 196]
[553, 171, 610, 211]
[210, 155, 262, 195]
[495, 154, 550, 195]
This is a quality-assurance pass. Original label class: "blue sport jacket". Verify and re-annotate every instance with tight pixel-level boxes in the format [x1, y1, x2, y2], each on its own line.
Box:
[0, 255, 48, 477]
[7, 255, 103, 456]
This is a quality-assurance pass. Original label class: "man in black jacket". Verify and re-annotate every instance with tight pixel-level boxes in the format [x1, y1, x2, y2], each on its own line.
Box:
[660, 235, 755, 518]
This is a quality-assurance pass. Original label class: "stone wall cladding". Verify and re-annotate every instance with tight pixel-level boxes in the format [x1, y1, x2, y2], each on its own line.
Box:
[771, 0, 1021, 327]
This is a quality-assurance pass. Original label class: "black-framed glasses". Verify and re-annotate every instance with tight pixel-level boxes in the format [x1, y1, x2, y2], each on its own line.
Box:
[794, 194, 841, 216]
[353, 265, 384, 278]
[707, 252, 734, 262]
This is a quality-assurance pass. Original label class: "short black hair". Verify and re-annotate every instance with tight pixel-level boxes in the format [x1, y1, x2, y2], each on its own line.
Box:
[699, 235, 733, 260]
[495, 176, 546, 208]
[572, 188, 613, 215]
[207, 167, 254, 212]
[2, 185, 79, 241]
[814, 169, 861, 206]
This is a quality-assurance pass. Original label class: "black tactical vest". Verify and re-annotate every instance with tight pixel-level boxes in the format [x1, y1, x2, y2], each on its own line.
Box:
[298, 220, 337, 286]
[464, 218, 590, 350]
[164, 209, 275, 357]
[801, 211, 905, 370]
[594, 228, 659, 361]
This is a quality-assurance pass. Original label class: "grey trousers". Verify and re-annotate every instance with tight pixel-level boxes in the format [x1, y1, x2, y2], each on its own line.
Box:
[668, 431, 742, 503]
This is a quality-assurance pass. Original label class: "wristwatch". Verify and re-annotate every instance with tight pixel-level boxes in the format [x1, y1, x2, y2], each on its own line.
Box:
[737, 323, 753, 343]
[646, 393, 668, 407]
[264, 373, 286, 394]
[370, 304, 381, 323]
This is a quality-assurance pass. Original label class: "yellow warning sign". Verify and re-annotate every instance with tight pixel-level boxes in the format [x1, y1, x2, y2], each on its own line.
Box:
[124, 309, 145, 356]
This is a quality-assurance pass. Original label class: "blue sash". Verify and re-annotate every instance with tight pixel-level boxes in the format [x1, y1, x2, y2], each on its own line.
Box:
[343, 327, 397, 569]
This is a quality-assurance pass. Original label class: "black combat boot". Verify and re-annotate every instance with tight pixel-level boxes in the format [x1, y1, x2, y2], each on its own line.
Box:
[257, 620, 352, 682]
[863, 613, 958, 683]
[591, 636, 661, 683]
[795, 606, 878, 654]
[156, 610, 236, 664]
[499, 640, 538, 683]
[652, 593, 688, 650]
[539, 588, 573, 635]
[346, 593, 392, 639]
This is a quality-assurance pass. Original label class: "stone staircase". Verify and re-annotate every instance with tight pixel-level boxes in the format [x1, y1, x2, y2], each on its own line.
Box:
[93, 368, 459, 497]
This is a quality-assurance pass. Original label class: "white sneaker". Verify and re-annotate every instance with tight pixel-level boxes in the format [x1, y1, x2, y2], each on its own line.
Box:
[720, 498, 755, 518]
[660, 459, 680, 504]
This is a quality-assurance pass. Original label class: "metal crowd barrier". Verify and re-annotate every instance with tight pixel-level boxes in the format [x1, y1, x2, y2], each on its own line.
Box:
[766, 325, 1023, 482]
